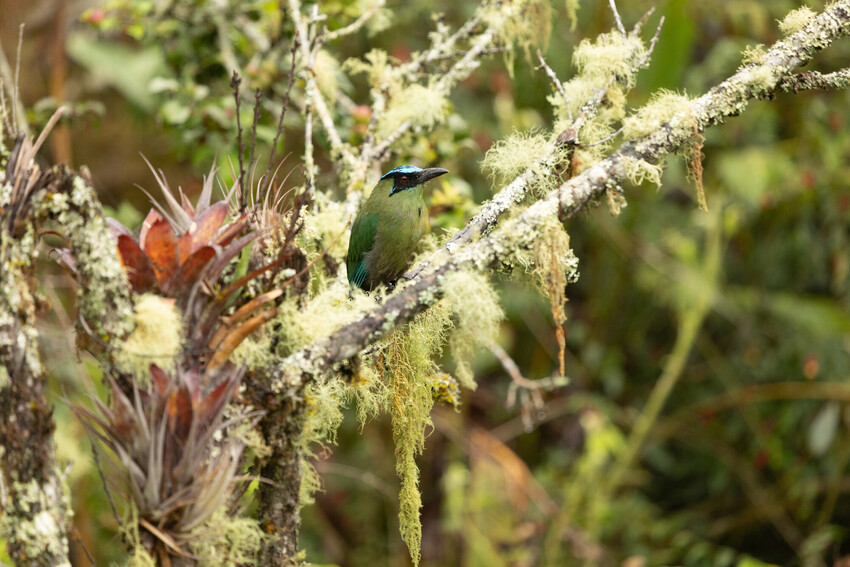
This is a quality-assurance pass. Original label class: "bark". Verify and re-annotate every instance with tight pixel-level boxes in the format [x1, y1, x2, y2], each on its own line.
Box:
[247, 373, 307, 566]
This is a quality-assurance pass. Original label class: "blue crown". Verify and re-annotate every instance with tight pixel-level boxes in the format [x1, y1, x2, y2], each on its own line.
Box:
[380, 165, 422, 180]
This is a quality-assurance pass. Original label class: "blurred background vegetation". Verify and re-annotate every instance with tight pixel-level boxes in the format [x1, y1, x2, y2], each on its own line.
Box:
[2, 0, 850, 565]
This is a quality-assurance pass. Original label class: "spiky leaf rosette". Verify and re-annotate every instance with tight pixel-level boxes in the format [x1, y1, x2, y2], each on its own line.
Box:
[57, 163, 308, 373]
[73, 362, 255, 556]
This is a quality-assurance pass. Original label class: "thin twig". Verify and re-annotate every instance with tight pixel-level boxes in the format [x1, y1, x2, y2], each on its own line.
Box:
[609, 0, 627, 35]
[243, 89, 263, 212]
[537, 49, 572, 122]
[13, 24, 24, 134]
[323, 0, 386, 41]
[90, 442, 123, 530]
[231, 72, 246, 206]
[261, 38, 300, 196]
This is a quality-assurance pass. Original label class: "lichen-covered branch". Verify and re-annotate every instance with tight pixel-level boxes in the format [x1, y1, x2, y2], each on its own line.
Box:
[40, 167, 135, 348]
[0, 135, 71, 567]
[0, 120, 134, 564]
[276, 0, 850, 382]
[405, 12, 659, 280]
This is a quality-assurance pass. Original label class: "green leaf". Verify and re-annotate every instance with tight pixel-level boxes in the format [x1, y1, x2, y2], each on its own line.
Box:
[66, 32, 167, 111]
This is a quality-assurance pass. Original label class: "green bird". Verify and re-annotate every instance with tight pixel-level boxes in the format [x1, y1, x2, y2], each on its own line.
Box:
[347, 165, 448, 292]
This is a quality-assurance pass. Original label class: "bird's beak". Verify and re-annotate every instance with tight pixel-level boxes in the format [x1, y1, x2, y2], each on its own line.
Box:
[418, 168, 449, 184]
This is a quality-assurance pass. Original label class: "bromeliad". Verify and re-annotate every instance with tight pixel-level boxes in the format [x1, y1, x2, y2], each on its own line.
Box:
[347, 165, 448, 292]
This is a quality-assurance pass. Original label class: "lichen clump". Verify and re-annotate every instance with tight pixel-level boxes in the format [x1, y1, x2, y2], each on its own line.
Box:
[778, 6, 816, 36]
[116, 293, 183, 379]
[481, 130, 551, 188]
[622, 89, 691, 141]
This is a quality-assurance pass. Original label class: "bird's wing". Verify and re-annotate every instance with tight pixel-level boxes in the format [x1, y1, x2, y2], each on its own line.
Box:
[347, 212, 379, 288]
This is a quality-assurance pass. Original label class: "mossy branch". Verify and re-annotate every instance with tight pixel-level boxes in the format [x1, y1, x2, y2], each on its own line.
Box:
[274, 0, 850, 383]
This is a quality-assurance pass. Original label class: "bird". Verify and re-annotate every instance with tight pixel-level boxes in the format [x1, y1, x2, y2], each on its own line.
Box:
[347, 165, 449, 292]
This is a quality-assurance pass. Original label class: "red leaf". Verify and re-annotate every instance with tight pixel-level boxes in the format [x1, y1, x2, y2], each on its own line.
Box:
[178, 201, 228, 264]
[150, 364, 171, 397]
[167, 385, 194, 440]
[197, 369, 241, 426]
[214, 211, 249, 248]
[139, 209, 163, 250]
[143, 219, 179, 286]
[165, 245, 216, 296]
[117, 235, 157, 292]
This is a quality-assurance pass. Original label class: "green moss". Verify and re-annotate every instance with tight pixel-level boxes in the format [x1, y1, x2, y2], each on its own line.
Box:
[779, 7, 816, 36]
[622, 90, 691, 141]
[115, 293, 184, 381]
[442, 270, 503, 389]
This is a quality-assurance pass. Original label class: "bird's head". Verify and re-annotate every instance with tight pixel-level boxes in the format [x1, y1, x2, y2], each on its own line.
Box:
[381, 165, 448, 196]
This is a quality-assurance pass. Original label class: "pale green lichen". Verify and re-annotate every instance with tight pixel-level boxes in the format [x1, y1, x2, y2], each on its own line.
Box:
[300, 192, 350, 262]
[622, 90, 691, 141]
[779, 6, 816, 36]
[378, 84, 449, 138]
[572, 31, 646, 87]
[622, 155, 664, 187]
[382, 305, 450, 567]
[116, 293, 183, 380]
[343, 49, 398, 89]
[313, 50, 345, 105]
[442, 270, 503, 390]
[488, 0, 554, 70]
[481, 130, 552, 188]
[0, 478, 71, 566]
[299, 378, 347, 504]
[273, 281, 376, 356]
[187, 508, 267, 566]
[742, 43, 768, 66]
[39, 175, 135, 340]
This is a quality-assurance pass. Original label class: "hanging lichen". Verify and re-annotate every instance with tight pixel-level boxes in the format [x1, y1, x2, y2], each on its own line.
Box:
[442, 270, 504, 389]
[377, 305, 451, 566]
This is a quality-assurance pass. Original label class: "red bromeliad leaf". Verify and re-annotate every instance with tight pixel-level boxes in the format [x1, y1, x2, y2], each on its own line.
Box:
[183, 366, 202, 406]
[164, 245, 216, 296]
[214, 211, 250, 248]
[150, 364, 171, 397]
[139, 209, 163, 251]
[143, 219, 179, 286]
[177, 202, 228, 264]
[117, 235, 157, 293]
[167, 384, 194, 441]
[197, 370, 240, 427]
